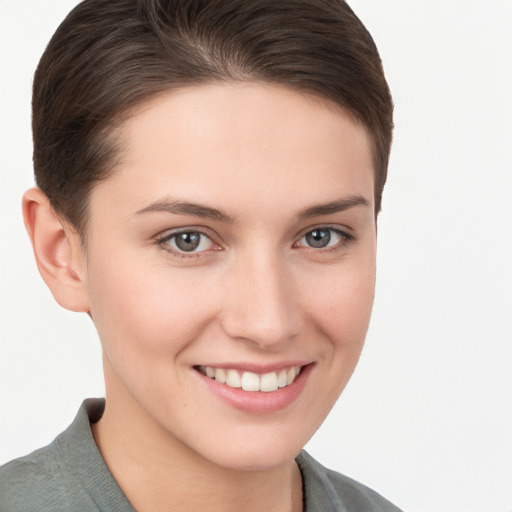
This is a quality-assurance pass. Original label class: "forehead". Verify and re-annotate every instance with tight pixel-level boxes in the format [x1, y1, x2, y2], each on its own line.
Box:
[89, 83, 375, 217]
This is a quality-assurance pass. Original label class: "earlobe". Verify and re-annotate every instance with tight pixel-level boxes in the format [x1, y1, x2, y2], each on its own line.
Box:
[22, 187, 90, 313]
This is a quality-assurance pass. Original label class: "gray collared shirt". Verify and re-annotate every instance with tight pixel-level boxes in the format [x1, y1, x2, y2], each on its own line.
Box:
[0, 399, 403, 511]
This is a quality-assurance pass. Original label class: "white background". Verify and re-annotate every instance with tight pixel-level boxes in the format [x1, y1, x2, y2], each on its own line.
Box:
[1, 2, 511, 511]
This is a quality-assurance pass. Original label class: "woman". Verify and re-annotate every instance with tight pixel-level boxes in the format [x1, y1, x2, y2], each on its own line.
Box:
[0, 1, 399, 510]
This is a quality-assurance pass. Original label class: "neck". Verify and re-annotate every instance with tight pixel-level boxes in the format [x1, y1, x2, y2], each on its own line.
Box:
[92, 378, 303, 512]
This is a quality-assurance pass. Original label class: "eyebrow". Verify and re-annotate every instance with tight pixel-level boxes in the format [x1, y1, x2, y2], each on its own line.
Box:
[297, 195, 370, 219]
[134, 200, 235, 223]
[134, 194, 369, 224]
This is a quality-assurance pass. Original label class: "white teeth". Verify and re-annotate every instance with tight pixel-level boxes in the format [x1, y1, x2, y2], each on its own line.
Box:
[226, 369, 242, 388]
[203, 365, 303, 392]
[286, 367, 297, 385]
[277, 370, 287, 388]
[214, 368, 226, 384]
[241, 371, 260, 391]
[260, 372, 278, 392]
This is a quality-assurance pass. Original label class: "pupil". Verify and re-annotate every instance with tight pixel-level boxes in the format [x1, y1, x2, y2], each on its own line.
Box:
[306, 229, 330, 248]
[175, 232, 201, 251]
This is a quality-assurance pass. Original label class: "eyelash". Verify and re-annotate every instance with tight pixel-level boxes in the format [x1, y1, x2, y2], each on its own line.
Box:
[156, 229, 219, 259]
[156, 226, 355, 258]
[293, 226, 355, 252]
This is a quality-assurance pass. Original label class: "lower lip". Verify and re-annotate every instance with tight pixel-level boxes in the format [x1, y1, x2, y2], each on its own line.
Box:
[196, 364, 313, 414]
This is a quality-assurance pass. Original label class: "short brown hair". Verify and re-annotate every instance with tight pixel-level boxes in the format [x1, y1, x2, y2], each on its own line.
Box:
[33, 0, 393, 235]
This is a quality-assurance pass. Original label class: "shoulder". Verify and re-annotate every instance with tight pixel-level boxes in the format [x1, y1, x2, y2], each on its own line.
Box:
[0, 439, 73, 511]
[297, 451, 403, 512]
[0, 399, 130, 512]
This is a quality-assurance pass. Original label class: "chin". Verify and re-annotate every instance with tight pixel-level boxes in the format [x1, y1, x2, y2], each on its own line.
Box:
[192, 424, 315, 472]
[210, 447, 300, 472]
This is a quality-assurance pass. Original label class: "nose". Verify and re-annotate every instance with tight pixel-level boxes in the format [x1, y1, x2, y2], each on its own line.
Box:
[219, 251, 301, 350]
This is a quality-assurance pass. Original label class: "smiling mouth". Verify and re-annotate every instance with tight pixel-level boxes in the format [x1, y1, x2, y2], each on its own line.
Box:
[196, 365, 302, 392]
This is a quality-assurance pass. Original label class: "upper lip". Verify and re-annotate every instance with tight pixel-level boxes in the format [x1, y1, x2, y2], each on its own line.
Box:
[194, 361, 313, 374]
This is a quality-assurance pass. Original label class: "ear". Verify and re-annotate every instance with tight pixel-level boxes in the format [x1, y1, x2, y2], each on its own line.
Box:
[22, 188, 90, 313]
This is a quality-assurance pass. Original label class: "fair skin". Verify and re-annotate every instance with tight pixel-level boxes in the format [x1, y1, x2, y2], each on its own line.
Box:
[24, 83, 377, 512]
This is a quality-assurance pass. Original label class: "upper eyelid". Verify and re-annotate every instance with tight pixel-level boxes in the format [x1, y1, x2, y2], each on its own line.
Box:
[157, 225, 218, 241]
[154, 224, 354, 249]
[293, 226, 356, 252]
[294, 224, 354, 240]
[156, 229, 219, 258]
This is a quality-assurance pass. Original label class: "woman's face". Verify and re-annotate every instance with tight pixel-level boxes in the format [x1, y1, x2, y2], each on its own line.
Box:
[82, 83, 377, 470]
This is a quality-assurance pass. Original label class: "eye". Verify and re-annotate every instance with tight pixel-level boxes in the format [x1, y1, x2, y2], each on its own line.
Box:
[159, 230, 217, 254]
[294, 227, 352, 250]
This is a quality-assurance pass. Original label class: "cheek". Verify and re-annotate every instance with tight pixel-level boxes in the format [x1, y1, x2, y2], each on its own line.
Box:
[305, 257, 376, 347]
[86, 249, 217, 358]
